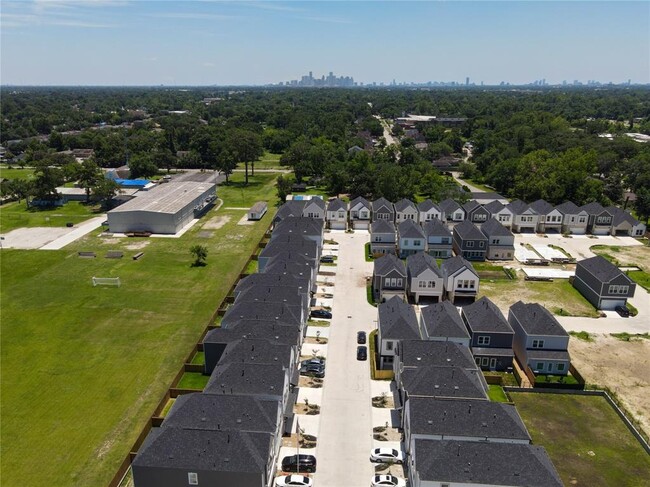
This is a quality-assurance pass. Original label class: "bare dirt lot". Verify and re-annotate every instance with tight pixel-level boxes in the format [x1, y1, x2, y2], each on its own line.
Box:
[591, 244, 650, 269]
[201, 215, 230, 230]
[569, 334, 650, 436]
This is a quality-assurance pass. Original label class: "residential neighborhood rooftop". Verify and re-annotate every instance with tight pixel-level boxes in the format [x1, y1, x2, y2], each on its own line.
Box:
[577, 255, 630, 282]
[462, 296, 513, 334]
[510, 301, 569, 337]
[398, 340, 477, 369]
[420, 301, 470, 340]
[378, 296, 420, 341]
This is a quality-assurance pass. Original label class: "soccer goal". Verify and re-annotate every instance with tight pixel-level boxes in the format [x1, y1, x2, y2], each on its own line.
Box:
[92, 277, 121, 287]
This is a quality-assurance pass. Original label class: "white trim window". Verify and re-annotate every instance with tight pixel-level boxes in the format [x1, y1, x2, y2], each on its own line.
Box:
[477, 335, 490, 345]
[532, 339, 545, 348]
[188, 472, 198, 485]
[608, 285, 629, 295]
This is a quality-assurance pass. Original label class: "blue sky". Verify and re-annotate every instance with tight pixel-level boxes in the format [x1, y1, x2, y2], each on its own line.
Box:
[1, 1, 648, 85]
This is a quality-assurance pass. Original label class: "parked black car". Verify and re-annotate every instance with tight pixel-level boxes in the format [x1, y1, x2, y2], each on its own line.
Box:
[281, 454, 317, 473]
[300, 363, 325, 378]
[310, 309, 332, 319]
[300, 358, 325, 367]
[357, 346, 367, 361]
[357, 331, 367, 344]
[615, 305, 630, 317]
[320, 255, 335, 263]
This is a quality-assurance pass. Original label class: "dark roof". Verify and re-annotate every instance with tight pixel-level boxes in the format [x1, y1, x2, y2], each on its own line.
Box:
[401, 366, 488, 400]
[407, 252, 441, 278]
[406, 397, 531, 442]
[505, 199, 532, 215]
[470, 191, 507, 202]
[264, 255, 314, 277]
[422, 218, 451, 238]
[461, 200, 482, 213]
[527, 349, 571, 361]
[440, 256, 476, 278]
[373, 253, 406, 277]
[273, 217, 323, 238]
[394, 198, 417, 213]
[471, 347, 514, 357]
[327, 198, 347, 212]
[420, 301, 470, 340]
[234, 273, 309, 298]
[417, 199, 440, 212]
[462, 297, 513, 334]
[235, 285, 306, 311]
[607, 206, 640, 226]
[222, 302, 302, 326]
[303, 197, 326, 210]
[577, 255, 630, 283]
[554, 201, 581, 215]
[378, 296, 420, 340]
[205, 363, 287, 396]
[528, 199, 554, 215]
[372, 197, 394, 213]
[204, 322, 300, 347]
[509, 301, 568, 337]
[349, 196, 370, 209]
[216, 338, 293, 368]
[439, 198, 462, 214]
[412, 440, 562, 486]
[259, 239, 318, 260]
[398, 340, 476, 369]
[483, 200, 505, 214]
[371, 219, 396, 234]
[250, 201, 267, 213]
[580, 201, 606, 215]
[398, 219, 426, 239]
[133, 427, 272, 474]
[275, 201, 305, 220]
[453, 220, 487, 241]
[480, 218, 513, 238]
[163, 393, 280, 434]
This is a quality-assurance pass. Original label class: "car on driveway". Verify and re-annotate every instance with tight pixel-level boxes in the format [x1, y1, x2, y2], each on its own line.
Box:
[281, 454, 317, 473]
[320, 255, 335, 263]
[300, 363, 325, 378]
[301, 358, 325, 367]
[357, 346, 367, 361]
[615, 305, 630, 317]
[370, 447, 404, 464]
[357, 331, 366, 344]
[310, 309, 332, 319]
[371, 475, 407, 487]
[275, 474, 313, 486]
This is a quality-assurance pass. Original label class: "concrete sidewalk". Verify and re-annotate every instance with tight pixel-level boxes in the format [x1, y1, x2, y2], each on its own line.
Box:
[40, 215, 107, 250]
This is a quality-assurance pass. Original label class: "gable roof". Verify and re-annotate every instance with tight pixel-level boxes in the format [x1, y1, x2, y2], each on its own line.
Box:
[394, 198, 417, 213]
[222, 302, 301, 326]
[236, 285, 306, 310]
[406, 397, 531, 442]
[401, 366, 488, 400]
[453, 220, 487, 241]
[554, 201, 581, 215]
[234, 273, 309, 298]
[398, 340, 476, 369]
[378, 296, 420, 340]
[480, 217, 513, 237]
[303, 198, 326, 210]
[349, 196, 370, 210]
[398, 219, 426, 239]
[327, 198, 347, 212]
[372, 197, 394, 213]
[509, 301, 569, 337]
[528, 199, 554, 215]
[580, 201, 606, 215]
[422, 218, 452, 238]
[417, 199, 440, 212]
[505, 199, 532, 215]
[440, 255, 477, 278]
[204, 321, 300, 347]
[607, 206, 640, 226]
[577, 255, 631, 283]
[205, 363, 287, 396]
[216, 338, 293, 368]
[461, 200, 482, 213]
[420, 301, 470, 340]
[275, 201, 305, 220]
[407, 251, 441, 278]
[273, 217, 323, 238]
[371, 219, 396, 234]
[412, 440, 562, 486]
[374, 253, 406, 277]
[439, 198, 462, 214]
[462, 296, 513, 334]
[483, 200, 505, 215]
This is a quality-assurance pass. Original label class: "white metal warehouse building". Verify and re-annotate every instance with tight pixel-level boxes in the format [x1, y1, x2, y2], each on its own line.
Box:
[107, 181, 216, 234]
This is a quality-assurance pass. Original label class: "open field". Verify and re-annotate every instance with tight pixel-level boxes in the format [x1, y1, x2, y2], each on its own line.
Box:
[0, 171, 278, 487]
[591, 244, 650, 291]
[251, 151, 284, 170]
[479, 271, 599, 317]
[0, 166, 36, 180]
[569, 334, 650, 437]
[510, 392, 650, 487]
[0, 200, 102, 233]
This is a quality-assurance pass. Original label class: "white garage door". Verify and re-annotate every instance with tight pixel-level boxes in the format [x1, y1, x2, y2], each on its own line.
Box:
[600, 298, 626, 310]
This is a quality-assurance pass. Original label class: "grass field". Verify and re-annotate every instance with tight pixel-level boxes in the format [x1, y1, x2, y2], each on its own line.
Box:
[0, 166, 35, 180]
[0, 171, 278, 487]
[510, 392, 650, 486]
[252, 151, 284, 170]
[487, 385, 509, 402]
[0, 200, 102, 233]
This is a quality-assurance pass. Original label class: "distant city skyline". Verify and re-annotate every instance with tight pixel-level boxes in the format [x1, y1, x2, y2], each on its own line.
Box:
[1, 1, 648, 86]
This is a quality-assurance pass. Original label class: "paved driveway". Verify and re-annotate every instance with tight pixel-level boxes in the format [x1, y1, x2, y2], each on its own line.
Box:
[513, 233, 643, 261]
[313, 230, 378, 487]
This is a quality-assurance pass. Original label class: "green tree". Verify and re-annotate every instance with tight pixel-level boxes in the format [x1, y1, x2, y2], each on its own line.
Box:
[91, 178, 121, 208]
[276, 175, 292, 203]
[30, 165, 64, 205]
[190, 244, 208, 267]
[633, 188, 650, 224]
[77, 159, 103, 202]
[227, 130, 263, 184]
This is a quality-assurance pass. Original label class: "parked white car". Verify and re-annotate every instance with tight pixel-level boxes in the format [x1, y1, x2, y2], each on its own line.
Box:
[371, 475, 407, 487]
[275, 474, 313, 487]
[369, 447, 404, 464]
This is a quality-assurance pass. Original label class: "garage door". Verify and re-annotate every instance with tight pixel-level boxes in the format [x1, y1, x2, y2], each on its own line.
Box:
[330, 221, 346, 230]
[354, 221, 369, 230]
[600, 298, 626, 310]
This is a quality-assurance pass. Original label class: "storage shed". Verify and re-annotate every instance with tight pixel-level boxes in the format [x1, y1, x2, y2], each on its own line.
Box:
[248, 201, 268, 221]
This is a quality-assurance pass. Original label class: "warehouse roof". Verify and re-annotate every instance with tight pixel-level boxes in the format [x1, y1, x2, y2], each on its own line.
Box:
[109, 181, 215, 215]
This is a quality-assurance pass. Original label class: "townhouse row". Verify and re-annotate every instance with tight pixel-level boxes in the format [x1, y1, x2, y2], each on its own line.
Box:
[132, 216, 326, 487]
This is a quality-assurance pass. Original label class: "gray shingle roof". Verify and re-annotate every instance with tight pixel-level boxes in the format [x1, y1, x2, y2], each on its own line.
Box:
[417, 199, 440, 212]
[440, 256, 476, 278]
[236, 285, 305, 307]
[527, 349, 571, 361]
[577, 255, 630, 283]
[259, 239, 318, 260]
[234, 273, 309, 298]
[372, 197, 394, 213]
[412, 440, 562, 486]
[163, 393, 280, 434]
[394, 198, 417, 213]
[420, 301, 470, 340]
[205, 363, 287, 396]
[580, 201, 606, 215]
[204, 322, 300, 347]
[461, 200, 481, 213]
[401, 366, 488, 400]
[407, 252, 441, 278]
[480, 217, 513, 237]
[378, 296, 420, 340]
[453, 220, 487, 241]
[509, 301, 568, 337]
[350, 196, 370, 210]
[398, 219, 426, 239]
[505, 199, 531, 215]
[528, 199, 553, 215]
[222, 302, 302, 326]
[217, 338, 293, 368]
[275, 201, 305, 220]
[554, 201, 581, 215]
[483, 200, 505, 215]
[327, 198, 347, 212]
[371, 219, 396, 234]
[398, 340, 476, 369]
[273, 217, 323, 238]
[263, 256, 314, 278]
[607, 206, 639, 226]
[406, 397, 531, 442]
[462, 297, 513, 334]
[439, 198, 461, 214]
[373, 253, 406, 277]
[422, 218, 451, 238]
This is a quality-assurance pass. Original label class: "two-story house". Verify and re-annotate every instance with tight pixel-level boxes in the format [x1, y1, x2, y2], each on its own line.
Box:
[507, 199, 539, 233]
[372, 253, 407, 303]
[461, 296, 515, 371]
[509, 301, 571, 376]
[555, 201, 589, 234]
[372, 197, 395, 222]
[377, 296, 420, 369]
[394, 198, 419, 223]
[398, 219, 427, 257]
[440, 256, 479, 303]
[370, 219, 397, 255]
[301, 198, 326, 219]
[608, 206, 647, 237]
[419, 300, 470, 345]
[484, 200, 513, 228]
[439, 198, 465, 224]
[481, 217, 515, 260]
[406, 252, 444, 303]
[326, 198, 347, 230]
[452, 220, 488, 261]
[462, 200, 490, 224]
[529, 199, 563, 233]
[422, 218, 453, 258]
[417, 199, 443, 224]
[573, 255, 636, 310]
[349, 196, 371, 230]
[581, 202, 613, 235]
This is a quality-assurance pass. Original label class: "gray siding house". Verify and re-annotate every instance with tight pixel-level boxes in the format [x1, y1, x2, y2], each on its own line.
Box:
[377, 296, 420, 369]
[462, 200, 490, 224]
[372, 253, 407, 302]
[507, 199, 538, 233]
[349, 196, 371, 230]
[372, 197, 395, 222]
[406, 252, 444, 303]
[529, 199, 563, 233]
[394, 198, 419, 223]
[398, 219, 427, 258]
[509, 301, 571, 376]
[326, 198, 347, 230]
[481, 217, 515, 260]
[461, 296, 514, 371]
[484, 200, 513, 228]
[582, 202, 613, 235]
[440, 256, 479, 303]
[555, 201, 589, 234]
[419, 300, 470, 345]
[439, 198, 465, 224]
[452, 220, 488, 261]
[573, 255, 636, 310]
[422, 218, 452, 258]
[608, 206, 647, 236]
[417, 199, 443, 224]
[370, 219, 397, 255]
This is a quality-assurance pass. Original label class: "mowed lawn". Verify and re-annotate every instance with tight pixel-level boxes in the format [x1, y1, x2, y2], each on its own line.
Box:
[0, 172, 278, 487]
[510, 392, 650, 486]
[0, 200, 103, 233]
[0, 166, 35, 180]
